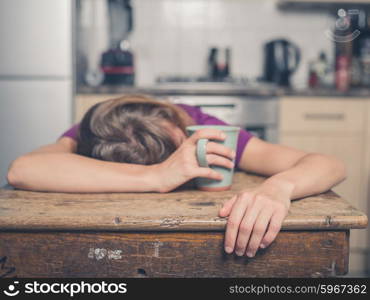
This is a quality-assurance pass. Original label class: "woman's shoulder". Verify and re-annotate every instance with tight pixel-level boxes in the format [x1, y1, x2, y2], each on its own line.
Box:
[175, 103, 206, 124]
[175, 103, 200, 115]
[60, 123, 80, 141]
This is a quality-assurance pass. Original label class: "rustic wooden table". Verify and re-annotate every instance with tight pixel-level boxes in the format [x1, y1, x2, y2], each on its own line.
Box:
[0, 173, 367, 278]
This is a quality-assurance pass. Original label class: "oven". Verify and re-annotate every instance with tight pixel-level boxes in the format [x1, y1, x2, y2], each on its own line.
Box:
[169, 95, 279, 143]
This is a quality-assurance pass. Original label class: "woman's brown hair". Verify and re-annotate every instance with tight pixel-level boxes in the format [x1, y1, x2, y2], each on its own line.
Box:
[77, 94, 194, 165]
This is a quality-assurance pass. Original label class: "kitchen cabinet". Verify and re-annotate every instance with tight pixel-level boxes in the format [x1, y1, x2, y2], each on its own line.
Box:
[366, 101, 370, 274]
[279, 97, 367, 206]
[279, 96, 369, 276]
[281, 135, 365, 206]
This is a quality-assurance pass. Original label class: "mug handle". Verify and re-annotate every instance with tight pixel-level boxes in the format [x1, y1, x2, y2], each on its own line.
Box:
[196, 139, 209, 168]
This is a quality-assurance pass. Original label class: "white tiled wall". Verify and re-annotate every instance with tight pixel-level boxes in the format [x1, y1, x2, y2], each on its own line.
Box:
[131, 0, 334, 88]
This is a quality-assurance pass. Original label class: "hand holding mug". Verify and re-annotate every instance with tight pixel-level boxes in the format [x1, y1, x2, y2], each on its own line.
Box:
[186, 125, 240, 191]
[154, 127, 236, 193]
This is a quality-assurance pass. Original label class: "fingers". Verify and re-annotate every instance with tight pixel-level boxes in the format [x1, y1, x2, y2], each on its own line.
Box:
[245, 208, 274, 257]
[224, 193, 251, 254]
[193, 167, 223, 181]
[222, 192, 287, 257]
[188, 128, 226, 143]
[234, 202, 264, 256]
[206, 154, 234, 169]
[206, 142, 235, 160]
[219, 195, 237, 217]
[260, 211, 285, 249]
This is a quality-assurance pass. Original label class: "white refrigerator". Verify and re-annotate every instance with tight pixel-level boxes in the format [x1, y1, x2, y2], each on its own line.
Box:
[0, 0, 73, 186]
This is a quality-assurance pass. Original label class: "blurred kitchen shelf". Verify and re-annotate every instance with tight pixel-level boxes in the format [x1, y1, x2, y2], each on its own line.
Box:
[278, 0, 370, 10]
[77, 84, 282, 97]
[77, 85, 370, 98]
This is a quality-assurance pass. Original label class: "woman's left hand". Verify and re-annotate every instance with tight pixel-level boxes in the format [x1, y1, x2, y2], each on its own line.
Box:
[219, 178, 294, 257]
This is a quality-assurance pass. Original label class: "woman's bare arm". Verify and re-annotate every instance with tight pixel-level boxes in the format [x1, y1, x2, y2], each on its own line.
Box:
[7, 129, 234, 193]
[6, 137, 160, 193]
[219, 137, 347, 257]
[237, 137, 346, 199]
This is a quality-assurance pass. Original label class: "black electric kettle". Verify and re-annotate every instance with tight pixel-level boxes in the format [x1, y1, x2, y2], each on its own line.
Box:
[263, 39, 300, 87]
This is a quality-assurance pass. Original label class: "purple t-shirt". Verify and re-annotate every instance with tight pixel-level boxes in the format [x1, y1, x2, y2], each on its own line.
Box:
[60, 103, 254, 167]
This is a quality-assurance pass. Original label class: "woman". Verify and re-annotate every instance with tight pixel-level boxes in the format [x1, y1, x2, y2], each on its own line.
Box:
[7, 95, 346, 258]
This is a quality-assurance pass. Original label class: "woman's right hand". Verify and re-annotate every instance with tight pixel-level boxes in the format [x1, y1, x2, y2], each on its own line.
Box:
[153, 128, 236, 193]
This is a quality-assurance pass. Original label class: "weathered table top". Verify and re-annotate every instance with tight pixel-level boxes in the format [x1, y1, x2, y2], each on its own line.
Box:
[0, 173, 367, 231]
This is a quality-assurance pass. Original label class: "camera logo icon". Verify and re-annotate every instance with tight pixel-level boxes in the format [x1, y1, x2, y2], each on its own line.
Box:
[3, 281, 20, 297]
[325, 8, 361, 43]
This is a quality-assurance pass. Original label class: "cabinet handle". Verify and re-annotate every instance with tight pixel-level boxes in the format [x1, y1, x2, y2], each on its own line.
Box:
[303, 113, 345, 120]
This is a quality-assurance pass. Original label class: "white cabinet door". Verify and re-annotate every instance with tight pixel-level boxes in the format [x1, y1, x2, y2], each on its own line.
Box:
[0, 0, 72, 77]
[0, 80, 72, 186]
[280, 97, 369, 275]
[280, 135, 365, 209]
[280, 134, 368, 275]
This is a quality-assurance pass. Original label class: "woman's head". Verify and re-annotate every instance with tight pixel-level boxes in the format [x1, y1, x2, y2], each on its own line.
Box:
[77, 95, 191, 165]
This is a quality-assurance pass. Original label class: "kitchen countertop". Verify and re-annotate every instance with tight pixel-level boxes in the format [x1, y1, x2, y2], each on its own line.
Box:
[78, 85, 370, 98]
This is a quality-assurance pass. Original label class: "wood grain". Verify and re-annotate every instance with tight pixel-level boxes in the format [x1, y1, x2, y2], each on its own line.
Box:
[0, 173, 367, 231]
[0, 231, 348, 278]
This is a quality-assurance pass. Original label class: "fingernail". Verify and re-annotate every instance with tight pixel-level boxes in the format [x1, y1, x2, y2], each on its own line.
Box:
[231, 150, 236, 158]
[235, 251, 244, 256]
[221, 133, 226, 139]
[225, 247, 233, 254]
[246, 251, 254, 258]
[260, 244, 266, 249]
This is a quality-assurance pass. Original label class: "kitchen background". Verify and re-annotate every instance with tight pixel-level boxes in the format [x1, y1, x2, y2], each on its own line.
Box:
[1, 0, 370, 277]
[129, 0, 330, 87]
[76, 0, 333, 88]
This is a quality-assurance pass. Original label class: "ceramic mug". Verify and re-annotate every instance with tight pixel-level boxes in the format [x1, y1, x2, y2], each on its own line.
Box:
[186, 125, 240, 191]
